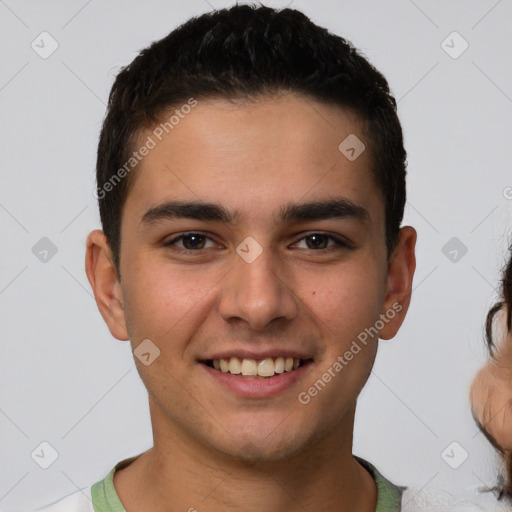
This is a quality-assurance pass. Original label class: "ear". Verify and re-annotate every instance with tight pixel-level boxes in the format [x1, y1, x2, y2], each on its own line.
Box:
[379, 226, 417, 340]
[85, 229, 129, 341]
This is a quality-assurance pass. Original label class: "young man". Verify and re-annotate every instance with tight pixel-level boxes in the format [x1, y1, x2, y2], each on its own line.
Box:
[37, 4, 417, 511]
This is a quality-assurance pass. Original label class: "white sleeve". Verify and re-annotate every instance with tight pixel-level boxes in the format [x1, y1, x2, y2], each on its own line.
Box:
[34, 489, 95, 512]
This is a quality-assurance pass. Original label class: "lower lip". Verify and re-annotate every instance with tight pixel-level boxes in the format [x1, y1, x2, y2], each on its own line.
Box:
[200, 362, 313, 398]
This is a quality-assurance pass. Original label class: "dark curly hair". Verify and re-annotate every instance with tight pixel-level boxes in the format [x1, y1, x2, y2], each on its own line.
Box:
[472, 242, 512, 503]
[95, 4, 407, 278]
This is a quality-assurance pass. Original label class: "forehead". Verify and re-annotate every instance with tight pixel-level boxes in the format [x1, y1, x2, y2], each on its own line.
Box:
[124, 94, 382, 228]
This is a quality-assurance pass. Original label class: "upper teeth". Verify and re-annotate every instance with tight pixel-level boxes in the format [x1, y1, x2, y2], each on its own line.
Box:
[213, 357, 301, 377]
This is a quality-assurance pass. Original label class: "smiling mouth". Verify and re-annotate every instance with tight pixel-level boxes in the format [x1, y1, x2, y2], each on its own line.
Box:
[202, 357, 313, 379]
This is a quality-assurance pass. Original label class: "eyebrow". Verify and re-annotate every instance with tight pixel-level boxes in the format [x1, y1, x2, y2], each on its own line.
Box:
[140, 197, 370, 226]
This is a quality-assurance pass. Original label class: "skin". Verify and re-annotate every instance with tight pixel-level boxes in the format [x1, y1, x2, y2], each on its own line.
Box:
[86, 93, 417, 512]
[470, 307, 512, 451]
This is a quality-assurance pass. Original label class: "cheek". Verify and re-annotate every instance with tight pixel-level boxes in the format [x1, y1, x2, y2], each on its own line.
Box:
[121, 257, 218, 342]
[471, 366, 512, 450]
[303, 262, 384, 336]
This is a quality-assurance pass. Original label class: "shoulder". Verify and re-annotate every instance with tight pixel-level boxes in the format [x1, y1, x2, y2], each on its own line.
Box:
[34, 489, 95, 512]
[34, 455, 141, 512]
[402, 485, 511, 511]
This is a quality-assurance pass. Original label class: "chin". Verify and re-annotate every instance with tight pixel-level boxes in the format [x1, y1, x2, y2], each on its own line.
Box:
[226, 438, 303, 464]
[208, 419, 318, 465]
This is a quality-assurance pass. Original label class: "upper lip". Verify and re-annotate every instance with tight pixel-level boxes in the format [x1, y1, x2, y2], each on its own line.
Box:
[201, 349, 314, 361]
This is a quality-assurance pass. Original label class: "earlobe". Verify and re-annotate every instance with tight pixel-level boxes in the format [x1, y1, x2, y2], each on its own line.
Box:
[85, 230, 129, 341]
[379, 226, 417, 340]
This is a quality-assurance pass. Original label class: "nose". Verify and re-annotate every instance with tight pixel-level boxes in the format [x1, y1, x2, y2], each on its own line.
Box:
[218, 244, 298, 332]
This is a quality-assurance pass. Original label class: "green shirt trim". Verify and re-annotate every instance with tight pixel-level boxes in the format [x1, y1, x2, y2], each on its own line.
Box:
[91, 455, 405, 512]
[91, 456, 137, 512]
[355, 456, 406, 511]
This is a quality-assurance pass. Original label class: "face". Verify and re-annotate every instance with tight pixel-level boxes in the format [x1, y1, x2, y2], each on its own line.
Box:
[470, 307, 512, 451]
[87, 93, 416, 463]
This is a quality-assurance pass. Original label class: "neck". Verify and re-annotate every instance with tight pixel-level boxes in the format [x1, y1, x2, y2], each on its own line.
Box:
[114, 404, 377, 512]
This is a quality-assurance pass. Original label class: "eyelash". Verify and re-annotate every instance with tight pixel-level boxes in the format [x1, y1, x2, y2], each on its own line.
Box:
[162, 231, 354, 254]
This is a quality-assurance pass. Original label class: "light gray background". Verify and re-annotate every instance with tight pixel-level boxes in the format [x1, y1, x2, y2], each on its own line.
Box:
[1, 0, 512, 510]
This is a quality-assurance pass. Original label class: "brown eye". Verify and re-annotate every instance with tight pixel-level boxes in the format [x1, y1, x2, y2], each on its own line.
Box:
[305, 234, 329, 249]
[294, 233, 353, 251]
[180, 234, 206, 250]
[163, 232, 217, 252]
